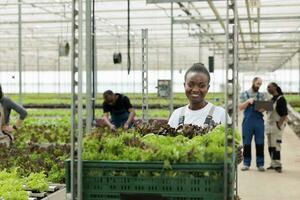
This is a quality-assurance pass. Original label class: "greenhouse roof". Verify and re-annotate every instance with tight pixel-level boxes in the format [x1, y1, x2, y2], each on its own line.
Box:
[0, 0, 299, 71]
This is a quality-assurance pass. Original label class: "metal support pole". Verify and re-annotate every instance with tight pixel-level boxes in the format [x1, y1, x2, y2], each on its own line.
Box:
[18, 0, 22, 104]
[127, 0, 131, 74]
[233, 1, 239, 198]
[70, 0, 83, 199]
[289, 59, 293, 92]
[92, 0, 96, 123]
[141, 29, 149, 123]
[132, 34, 136, 98]
[70, 0, 77, 197]
[298, 45, 300, 96]
[86, 0, 92, 134]
[170, 2, 174, 114]
[37, 49, 40, 94]
[199, 27, 201, 62]
[224, 1, 229, 198]
[225, 0, 238, 199]
[94, 34, 98, 106]
[57, 47, 61, 95]
[77, 1, 83, 198]
[57, 37, 60, 95]
[133, 34, 136, 72]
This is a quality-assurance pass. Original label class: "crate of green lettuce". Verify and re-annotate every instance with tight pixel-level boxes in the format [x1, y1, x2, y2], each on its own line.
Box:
[65, 125, 239, 200]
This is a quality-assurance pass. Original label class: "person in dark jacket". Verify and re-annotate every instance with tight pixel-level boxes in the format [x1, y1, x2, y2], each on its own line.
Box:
[0, 84, 28, 141]
[102, 90, 135, 130]
[266, 82, 288, 173]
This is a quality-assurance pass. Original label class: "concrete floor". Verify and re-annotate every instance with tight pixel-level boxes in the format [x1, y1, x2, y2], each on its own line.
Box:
[238, 125, 300, 200]
[42, 188, 66, 200]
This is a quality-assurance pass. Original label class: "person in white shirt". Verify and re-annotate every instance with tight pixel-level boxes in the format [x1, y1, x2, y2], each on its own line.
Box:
[168, 63, 229, 128]
[168, 63, 242, 163]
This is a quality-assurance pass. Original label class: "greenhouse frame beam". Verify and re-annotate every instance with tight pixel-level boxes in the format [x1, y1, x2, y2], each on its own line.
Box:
[245, 0, 252, 39]
[257, 3, 261, 49]
[86, 0, 92, 134]
[190, 31, 300, 36]
[170, 2, 174, 114]
[141, 29, 149, 123]
[0, 19, 71, 25]
[27, 1, 70, 20]
[0, 1, 70, 6]
[233, 0, 248, 60]
[147, 0, 222, 3]
[225, 0, 239, 198]
[272, 48, 300, 71]
[173, 15, 300, 24]
[175, 2, 226, 60]
[18, 0, 23, 104]
[2, 15, 300, 25]
[207, 0, 225, 30]
[208, 0, 248, 60]
[0, 39, 298, 49]
[205, 0, 233, 55]
[2, 10, 300, 20]
[239, 51, 296, 54]
[2, 0, 300, 7]
[70, 0, 84, 199]
[84, 3, 300, 12]
[196, 39, 300, 44]
[5, 31, 300, 41]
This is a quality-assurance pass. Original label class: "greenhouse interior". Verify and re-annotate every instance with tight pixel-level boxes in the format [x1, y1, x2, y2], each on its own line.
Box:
[0, 0, 299, 199]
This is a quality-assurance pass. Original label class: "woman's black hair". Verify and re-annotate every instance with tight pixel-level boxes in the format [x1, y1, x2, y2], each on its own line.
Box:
[270, 82, 283, 95]
[184, 63, 210, 83]
[0, 84, 3, 99]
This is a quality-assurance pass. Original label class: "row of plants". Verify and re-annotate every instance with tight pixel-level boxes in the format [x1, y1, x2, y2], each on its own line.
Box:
[0, 170, 48, 200]
[83, 124, 241, 167]
[1, 114, 240, 183]
[285, 94, 300, 113]
[7, 93, 224, 107]
[0, 117, 71, 186]
[8, 93, 224, 100]
[15, 108, 171, 119]
[6, 93, 299, 112]
[0, 141, 69, 184]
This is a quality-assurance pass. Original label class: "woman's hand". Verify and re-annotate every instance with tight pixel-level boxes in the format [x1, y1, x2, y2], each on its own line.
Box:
[123, 122, 129, 130]
[109, 124, 116, 131]
[237, 145, 244, 164]
[276, 121, 281, 130]
[2, 125, 14, 133]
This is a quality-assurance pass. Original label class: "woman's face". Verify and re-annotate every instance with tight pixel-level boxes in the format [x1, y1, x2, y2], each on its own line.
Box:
[267, 84, 276, 95]
[184, 72, 209, 106]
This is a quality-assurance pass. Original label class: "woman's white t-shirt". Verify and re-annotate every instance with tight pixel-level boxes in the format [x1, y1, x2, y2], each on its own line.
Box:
[168, 102, 230, 128]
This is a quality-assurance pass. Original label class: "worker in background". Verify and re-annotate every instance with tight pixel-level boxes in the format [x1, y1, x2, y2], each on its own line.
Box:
[239, 77, 266, 171]
[266, 82, 288, 173]
[102, 90, 135, 131]
[0, 84, 28, 142]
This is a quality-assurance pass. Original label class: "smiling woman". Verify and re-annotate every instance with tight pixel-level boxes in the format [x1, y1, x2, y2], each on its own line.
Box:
[168, 63, 230, 129]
